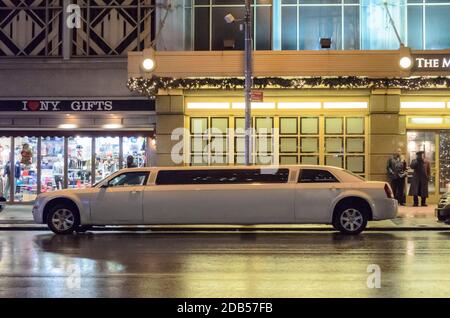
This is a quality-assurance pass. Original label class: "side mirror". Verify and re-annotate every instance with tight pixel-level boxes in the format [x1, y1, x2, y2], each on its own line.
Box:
[100, 184, 109, 189]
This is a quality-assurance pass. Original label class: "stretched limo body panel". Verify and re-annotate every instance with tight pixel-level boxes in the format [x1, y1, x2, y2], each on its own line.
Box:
[32, 165, 398, 234]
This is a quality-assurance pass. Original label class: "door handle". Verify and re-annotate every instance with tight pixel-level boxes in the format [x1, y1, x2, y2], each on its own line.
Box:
[130, 190, 141, 194]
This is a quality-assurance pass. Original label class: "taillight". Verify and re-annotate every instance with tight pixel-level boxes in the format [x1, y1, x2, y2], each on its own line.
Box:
[384, 183, 393, 198]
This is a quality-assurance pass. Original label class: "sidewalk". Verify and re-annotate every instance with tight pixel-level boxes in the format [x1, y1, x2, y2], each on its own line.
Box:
[0, 204, 449, 231]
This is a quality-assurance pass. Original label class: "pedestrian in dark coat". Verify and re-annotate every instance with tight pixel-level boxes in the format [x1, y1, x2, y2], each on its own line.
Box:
[408, 151, 431, 207]
[386, 148, 407, 205]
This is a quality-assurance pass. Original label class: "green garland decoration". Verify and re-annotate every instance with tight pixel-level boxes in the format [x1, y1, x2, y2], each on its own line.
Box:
[127, 76, 450, 98]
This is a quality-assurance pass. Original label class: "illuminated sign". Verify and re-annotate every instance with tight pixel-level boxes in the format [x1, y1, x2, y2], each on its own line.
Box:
[0, 100, 155, 112]
[413, 54, 450, 71]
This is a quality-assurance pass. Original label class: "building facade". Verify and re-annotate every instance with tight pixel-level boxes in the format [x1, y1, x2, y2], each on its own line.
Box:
[129, 0, 450, 204]
[2, 1, 450, 204]
[0, 1, 157, 203]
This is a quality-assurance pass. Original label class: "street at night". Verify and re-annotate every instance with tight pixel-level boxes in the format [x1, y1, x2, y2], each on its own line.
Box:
[1, 229, 450, 298]
[2, 0, 450, 306]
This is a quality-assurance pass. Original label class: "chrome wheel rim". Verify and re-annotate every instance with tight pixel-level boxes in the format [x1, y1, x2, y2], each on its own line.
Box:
[51, 209, 75, 231]
[340, 208, 363, 232]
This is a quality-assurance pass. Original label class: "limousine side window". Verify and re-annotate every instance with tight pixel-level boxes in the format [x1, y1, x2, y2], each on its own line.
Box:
[107, 172, 149, 187]
[298, 169, 339, 183]
[156, 169, 290, 185]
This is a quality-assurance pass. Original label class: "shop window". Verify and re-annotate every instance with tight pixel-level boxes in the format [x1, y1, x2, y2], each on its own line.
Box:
[280, 155, 298, 165]
[439, 131, 450, 193]
[280, 117, 298, 135]
[255, 117, 273, 135]
[190, 117, 229, 165]
[279, 116, 320, 167]
[346, 137, 365, 153]
[235, 117, 245, 134]
[256, 136, 273, 153]
[41, 137, 65, 193]
[190, 118, 208, 135]
[325, 117, 343, 135]
[234, 155, 246, 165]
[191, 154, 209, 166]
[255, 117, 274, 165]
[95, 137, 120, 183]
[14, 137, 38, 202]
[346, 117, 365, 135]
[210, 136, 228, 154]
[68, 137, 92, 189]
[325, 155, 344, 168]
[0, 137, 11, 200]
[325, 137, 343, 153]
[346, 156, 365, 174]
[301, 117, 319, 135]
[234, 136, 245, 154]
[325, 116, 366, 176]
[191, 136, 208, 153]
[280, 137, 298, 153]
[211, 118, 228, 135]
[301, 137, 319, 153]
[123, 137, 147, 168]
[301, 155, 319, 165]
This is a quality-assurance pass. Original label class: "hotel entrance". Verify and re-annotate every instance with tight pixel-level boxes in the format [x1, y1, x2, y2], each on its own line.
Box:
[406, 129, 450, 203]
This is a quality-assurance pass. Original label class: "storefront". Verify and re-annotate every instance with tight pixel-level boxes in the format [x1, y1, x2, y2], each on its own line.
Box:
[0, 99, 155, 203]
[127, 49, 450, 202]
[183, 95, 369, 179]
[401, 97, 450, 202]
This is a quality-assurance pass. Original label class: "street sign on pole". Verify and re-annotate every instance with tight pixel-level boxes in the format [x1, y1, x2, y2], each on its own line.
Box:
[251, 90, 263, 103]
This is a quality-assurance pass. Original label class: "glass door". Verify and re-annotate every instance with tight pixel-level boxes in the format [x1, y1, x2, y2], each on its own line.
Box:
[40, 137, 65, 193]
[14, 137, 38, 202]
[439, 131, 450, 194]
[406, 131, 438, 202]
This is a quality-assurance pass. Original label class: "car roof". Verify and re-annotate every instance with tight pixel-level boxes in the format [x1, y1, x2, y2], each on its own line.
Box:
[120, 165, 345, 173]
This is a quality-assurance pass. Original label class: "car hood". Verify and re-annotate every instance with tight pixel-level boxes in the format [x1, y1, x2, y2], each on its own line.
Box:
[39, 187, 97, 198]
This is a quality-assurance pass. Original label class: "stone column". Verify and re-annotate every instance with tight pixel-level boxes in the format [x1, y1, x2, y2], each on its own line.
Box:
[155, 94, 185, 166]
[369, 89, 407, 181]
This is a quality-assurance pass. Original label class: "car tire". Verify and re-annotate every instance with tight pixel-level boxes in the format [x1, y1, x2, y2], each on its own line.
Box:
[332, 204, 368, 235]
[47, 204, 80, 235]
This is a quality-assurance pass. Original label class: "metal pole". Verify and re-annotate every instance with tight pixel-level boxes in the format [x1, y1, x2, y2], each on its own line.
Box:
[244, 0, 253, 166]
[384, 2, 403, 47]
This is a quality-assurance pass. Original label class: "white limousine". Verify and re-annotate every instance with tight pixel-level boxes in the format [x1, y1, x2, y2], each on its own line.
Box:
[32, 165, 398, 235]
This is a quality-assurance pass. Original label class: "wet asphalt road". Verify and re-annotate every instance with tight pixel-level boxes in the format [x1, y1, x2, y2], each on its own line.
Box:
[1, 230, 450, 297]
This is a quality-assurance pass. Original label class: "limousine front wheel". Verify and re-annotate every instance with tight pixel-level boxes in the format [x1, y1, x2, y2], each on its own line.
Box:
[333, 206, 368, 235]
[47, 205, 80, 235]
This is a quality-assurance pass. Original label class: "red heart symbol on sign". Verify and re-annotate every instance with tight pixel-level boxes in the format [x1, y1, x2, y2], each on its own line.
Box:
[27, 101, 40, 111]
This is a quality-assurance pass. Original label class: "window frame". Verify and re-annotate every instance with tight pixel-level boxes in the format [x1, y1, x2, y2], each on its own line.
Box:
[155, 168, 290, 185]
[298, 168, 340, 183]
[106, 171, 150, 188]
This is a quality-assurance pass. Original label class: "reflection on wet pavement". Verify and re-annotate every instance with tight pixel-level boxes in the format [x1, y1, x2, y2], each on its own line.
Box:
[0, 231, 450, 297]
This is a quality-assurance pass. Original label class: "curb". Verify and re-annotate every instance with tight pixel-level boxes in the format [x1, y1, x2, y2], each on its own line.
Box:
[0, 225, 450, 232]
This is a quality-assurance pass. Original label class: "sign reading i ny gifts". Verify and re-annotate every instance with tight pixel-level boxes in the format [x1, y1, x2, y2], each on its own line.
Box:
[0, 100, 155, 112]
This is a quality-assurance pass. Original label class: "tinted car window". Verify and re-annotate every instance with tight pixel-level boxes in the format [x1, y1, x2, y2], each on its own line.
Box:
[298, 169, 339, 183]
[108, 172, 149, 187]
[156, 169, 290, 185]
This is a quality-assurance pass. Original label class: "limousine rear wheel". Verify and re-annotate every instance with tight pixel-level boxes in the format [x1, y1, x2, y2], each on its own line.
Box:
[333, 205, 368, 235]
[47, 204, 80, 235]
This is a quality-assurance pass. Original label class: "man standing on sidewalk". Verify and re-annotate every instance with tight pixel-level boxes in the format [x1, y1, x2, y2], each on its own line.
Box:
[387, 148, 407, 206]
[409, 151, 431, 207]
